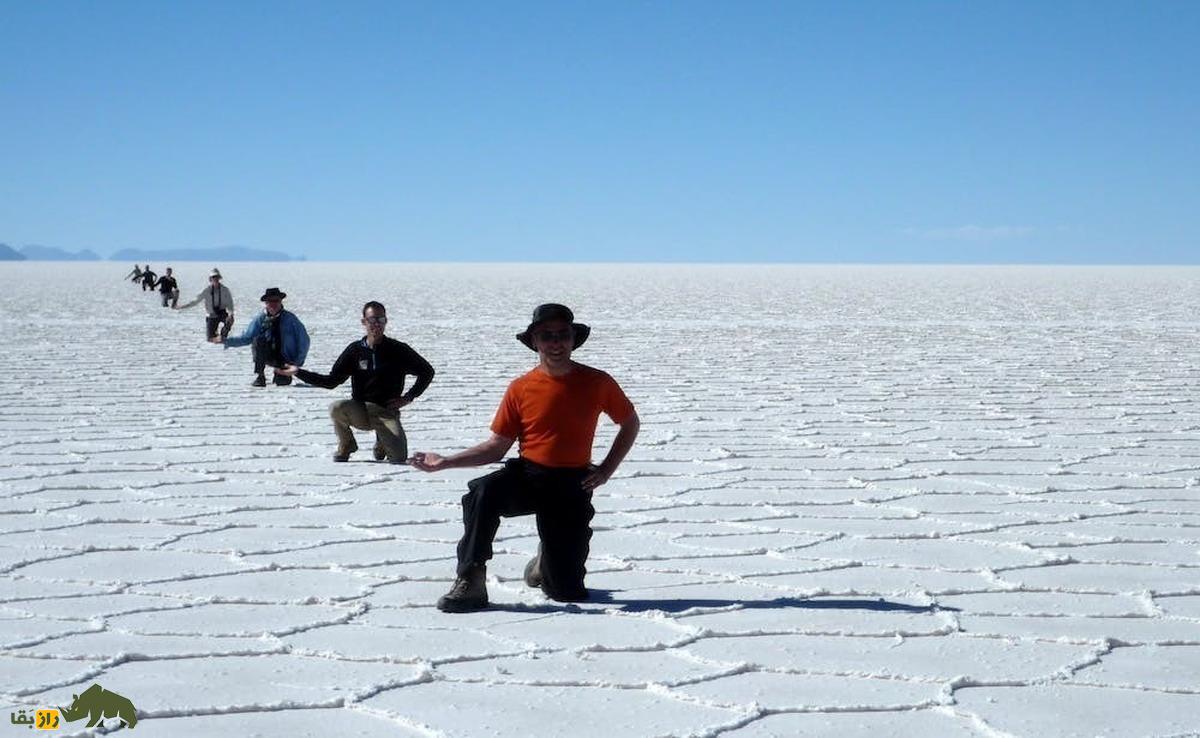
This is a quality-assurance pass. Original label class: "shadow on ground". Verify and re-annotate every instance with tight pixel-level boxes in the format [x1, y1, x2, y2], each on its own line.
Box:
[488, 593, 958, 615]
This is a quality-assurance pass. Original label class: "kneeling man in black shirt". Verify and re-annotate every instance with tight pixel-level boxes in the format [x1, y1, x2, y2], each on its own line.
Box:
[279, 301, 435, 463]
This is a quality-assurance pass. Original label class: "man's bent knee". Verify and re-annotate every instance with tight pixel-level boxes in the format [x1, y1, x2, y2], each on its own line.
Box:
[329, 399, 356, 420]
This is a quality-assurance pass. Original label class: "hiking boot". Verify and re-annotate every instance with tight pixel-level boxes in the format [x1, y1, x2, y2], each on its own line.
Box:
[373, 444, 387, 462]
[333, 439, 358, 462]
[523, 550, 543, 588]
[437, 564, 488, 613]
[251, 374, 267, 387]
[273, 373, 292, 386]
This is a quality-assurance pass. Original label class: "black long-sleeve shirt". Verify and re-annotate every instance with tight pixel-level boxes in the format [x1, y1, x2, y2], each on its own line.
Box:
[296, 336, 434, 406]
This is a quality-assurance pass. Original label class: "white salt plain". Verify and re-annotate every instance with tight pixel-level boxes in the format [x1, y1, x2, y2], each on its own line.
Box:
[2, 262, 1199, 737]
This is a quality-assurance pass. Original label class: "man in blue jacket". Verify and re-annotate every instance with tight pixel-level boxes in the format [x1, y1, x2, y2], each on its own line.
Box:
[218, 287, 310, 387]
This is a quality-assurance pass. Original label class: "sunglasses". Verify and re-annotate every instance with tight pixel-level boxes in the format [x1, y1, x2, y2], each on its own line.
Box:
[364, 316, 388, 325]
[535, 329, 573, 344]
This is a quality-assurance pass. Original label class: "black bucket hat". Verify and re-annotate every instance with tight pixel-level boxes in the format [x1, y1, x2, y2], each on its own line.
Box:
[516, 303, 590, 351]
[260, 287, 287, 302]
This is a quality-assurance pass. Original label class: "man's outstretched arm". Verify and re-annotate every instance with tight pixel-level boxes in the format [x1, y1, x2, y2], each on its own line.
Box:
[219, 312, 262, 347]
[283, 344, 354, 387]
[175, 291, 203, 310]
[409, 433, 515, 472]
[583, 412, 640, 491]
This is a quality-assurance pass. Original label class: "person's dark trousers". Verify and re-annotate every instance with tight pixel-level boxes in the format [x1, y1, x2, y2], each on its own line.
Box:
[252, 335, 283, 375]
[206, 311, 233, 340]
[457, 458, 594, 597]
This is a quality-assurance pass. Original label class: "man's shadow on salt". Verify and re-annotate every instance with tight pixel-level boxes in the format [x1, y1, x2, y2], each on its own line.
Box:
[492, 591, 960, 614]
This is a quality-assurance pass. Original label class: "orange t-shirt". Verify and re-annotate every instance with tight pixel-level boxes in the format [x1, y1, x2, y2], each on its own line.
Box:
[491, 363, 635, 468]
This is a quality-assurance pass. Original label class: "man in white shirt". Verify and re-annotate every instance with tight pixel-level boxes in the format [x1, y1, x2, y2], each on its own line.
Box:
[175, 268, 234, 341]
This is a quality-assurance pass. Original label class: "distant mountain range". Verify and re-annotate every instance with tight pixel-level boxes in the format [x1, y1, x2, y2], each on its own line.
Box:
[111, 246, 300, 262]
[20, 244, 103, 260]
[0, 243, 300, 261]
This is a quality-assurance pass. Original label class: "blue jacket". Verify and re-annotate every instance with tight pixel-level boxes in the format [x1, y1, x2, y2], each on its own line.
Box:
[224, 309, 310, 366]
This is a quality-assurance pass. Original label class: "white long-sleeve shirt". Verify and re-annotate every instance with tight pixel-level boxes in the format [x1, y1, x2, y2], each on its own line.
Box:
[178, 284, 234, 317]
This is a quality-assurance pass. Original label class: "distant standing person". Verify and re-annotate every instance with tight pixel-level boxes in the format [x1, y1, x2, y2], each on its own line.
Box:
[218, 287, 309, 387]
[175, 268, 235, 341]
[125, 265, 142, 282]
[139, 266, 157, 291]
[410, 303, 639, 612]
[277, 301, 435, 463]
[154, 267, 180, 308]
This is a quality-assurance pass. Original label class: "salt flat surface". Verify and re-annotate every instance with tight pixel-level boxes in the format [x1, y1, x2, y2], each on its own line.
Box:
[2, 262, 1200, 737]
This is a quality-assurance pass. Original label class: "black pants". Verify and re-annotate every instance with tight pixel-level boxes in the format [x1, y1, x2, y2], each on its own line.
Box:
[457, 458, 594, 596]
[205, 311, 233, 340]
[252, 335, 283, 374]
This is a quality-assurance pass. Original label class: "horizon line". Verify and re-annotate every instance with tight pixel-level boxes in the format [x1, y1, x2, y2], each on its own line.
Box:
[7, 259, 1200, 267]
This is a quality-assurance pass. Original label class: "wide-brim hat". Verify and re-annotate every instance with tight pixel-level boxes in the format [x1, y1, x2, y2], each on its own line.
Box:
[516, 303, 590, 351]
[260, 287, 287, 302]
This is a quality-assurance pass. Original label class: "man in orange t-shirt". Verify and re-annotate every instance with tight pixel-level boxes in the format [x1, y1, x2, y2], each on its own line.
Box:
[410, 304, 640, 612]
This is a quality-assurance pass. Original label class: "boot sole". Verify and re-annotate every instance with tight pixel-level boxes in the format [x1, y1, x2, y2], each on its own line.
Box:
[436, 596, 489, 613]
[542, 588, 589, 603]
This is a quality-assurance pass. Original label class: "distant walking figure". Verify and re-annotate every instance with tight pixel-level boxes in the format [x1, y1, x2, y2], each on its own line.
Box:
[154, 267, 180, 307]
[139, 266, 157, 291]
[411, 303, 639, 612]
[278, 301, 434, 463]
[218, 287, 309, 387]
[176, 268, 235, 341]
[125, 265, 142, 282]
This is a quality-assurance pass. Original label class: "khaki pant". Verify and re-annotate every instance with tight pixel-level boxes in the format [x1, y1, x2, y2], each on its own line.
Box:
[330, 399, 407, 461]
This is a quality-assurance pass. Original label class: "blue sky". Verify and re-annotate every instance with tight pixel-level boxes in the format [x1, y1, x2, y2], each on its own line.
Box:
[1, 1, 1197, 262]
